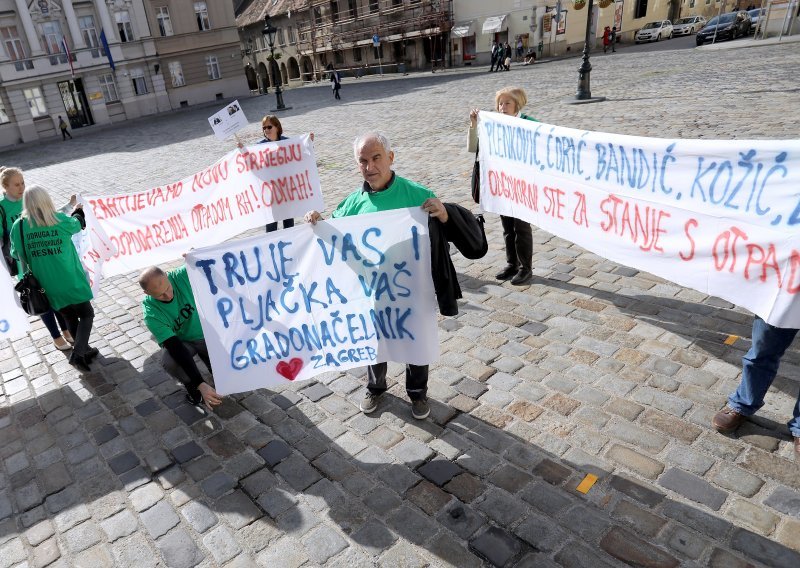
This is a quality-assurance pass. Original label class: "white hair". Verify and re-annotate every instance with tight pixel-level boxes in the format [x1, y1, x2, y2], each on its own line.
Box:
[22, 185, 58, 227]
[353, 131, 392, 158]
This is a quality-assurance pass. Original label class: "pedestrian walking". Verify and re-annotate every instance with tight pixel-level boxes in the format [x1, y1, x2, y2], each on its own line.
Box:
[516, 37, 524, 60]
[329, 66, 342, 100]
[1, 167, 74, 351]
[58, 116, 72, 140]
[489, 41, 499, 72]
[610, 26, 617, 52]
[10, 186, 95, 371]
[467, 87, 537, 285]
[603, 26, 611, 53]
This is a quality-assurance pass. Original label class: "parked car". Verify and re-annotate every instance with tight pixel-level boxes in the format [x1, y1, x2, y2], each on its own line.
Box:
[748, 8, 766, 34]
[634, 20, 674, 43]
[696, 11, 752, 45]
[672, 16, 707, 36]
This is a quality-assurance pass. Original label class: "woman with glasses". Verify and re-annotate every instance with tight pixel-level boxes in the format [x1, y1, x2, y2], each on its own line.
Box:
[257, 114, 293, 232]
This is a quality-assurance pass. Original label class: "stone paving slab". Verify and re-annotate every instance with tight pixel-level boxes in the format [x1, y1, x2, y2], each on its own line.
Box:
[1, 43, 800, 567]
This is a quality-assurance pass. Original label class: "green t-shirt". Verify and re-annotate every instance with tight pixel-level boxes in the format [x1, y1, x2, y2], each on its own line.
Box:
[331, 174, 437, 218]
[0, 196, 23, 277]
[9, 213, 92, 310]
[142, 266, 204, 345]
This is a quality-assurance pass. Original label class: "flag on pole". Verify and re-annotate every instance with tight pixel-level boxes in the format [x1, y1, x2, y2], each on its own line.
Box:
[61, 37, 75, 77]
[99, 29, 115, 70]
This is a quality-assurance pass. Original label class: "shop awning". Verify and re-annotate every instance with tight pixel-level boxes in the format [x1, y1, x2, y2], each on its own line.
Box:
[482, 15, 508, 34]
[451, 21, 475, 38]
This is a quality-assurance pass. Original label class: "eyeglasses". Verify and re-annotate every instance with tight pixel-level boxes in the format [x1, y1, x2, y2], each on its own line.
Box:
[263, 125, 274, 130]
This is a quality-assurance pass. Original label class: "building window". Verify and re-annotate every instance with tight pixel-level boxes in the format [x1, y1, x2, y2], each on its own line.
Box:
[288, 26, 296, 44]
[131, 68, 148, 95]
[277, 28, 285, 45]
[0, 98, 9, 123]
[40, 20, 65, 57]
[369, 0, 379, 13]
[334, 50, 344, 65]
[392, 0, 403, 6]
[634, 0, 648, 18]
[169, 61, 185, 87]
[157, 7, 173, 37]
[116, 11, 134, 42]
[347, 0, 358, 18]
[330, 1, 339, 23]
[195, 2, 211, 31]
[79, 16, 101, 58]
[353, 47, 362, 62]
[98, 73, 119, 102]
[23, 88, 47, 118]
[205, 55, 221, 80]
[1, 26, 26, 61]
[314, 7, 322, 25]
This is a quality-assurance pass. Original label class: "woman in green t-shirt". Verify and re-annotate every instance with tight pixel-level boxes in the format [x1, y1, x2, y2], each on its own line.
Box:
[1, 167, 73, 351]
[10, 186, 96, 371]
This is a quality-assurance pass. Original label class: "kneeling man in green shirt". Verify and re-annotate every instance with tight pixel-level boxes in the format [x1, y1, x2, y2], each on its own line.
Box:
[305, 131, 449, 420]
[139, 265, 223, 409]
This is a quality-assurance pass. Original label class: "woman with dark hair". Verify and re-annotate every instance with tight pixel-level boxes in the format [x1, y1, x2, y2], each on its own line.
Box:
[10, 186, 96, 371]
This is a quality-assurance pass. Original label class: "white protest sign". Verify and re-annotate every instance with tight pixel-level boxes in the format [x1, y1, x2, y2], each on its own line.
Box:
[185, 208, 439, 395]
[79, 135, 323, 280]
[0, 262, 30, 341]
[208, 100, 248, 140]
[478, 112, 800, 327]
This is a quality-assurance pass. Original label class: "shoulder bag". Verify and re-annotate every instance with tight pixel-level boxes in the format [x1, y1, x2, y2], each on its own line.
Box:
[14, 221, 51, 316]
[471, 142, 481, 204]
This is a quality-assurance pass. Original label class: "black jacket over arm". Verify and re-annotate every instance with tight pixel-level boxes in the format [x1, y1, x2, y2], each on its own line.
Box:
[428, 203, 488, 316]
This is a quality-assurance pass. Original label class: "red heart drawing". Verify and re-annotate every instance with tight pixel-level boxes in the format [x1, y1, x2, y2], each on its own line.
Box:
[276, 358, 303, 381]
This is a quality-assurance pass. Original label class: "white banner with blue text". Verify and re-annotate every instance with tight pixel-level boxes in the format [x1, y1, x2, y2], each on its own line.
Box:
[478, 112, 800, 328]
[185, 208, 439, 394]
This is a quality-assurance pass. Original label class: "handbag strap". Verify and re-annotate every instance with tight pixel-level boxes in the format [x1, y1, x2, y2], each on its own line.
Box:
[474, 140, 480, 165]
[17, 220, 30, 273]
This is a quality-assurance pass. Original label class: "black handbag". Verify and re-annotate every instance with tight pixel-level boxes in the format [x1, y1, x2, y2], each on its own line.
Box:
[471, 142, 481, 204]
[14, 222, 50, 316]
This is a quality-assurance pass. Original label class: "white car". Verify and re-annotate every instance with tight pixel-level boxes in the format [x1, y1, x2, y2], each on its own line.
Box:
[634, 20, 674, 43]
[672, 16, 706, 36]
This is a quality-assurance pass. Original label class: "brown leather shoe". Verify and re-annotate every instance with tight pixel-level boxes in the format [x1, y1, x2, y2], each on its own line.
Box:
[712, 406, 745, 433]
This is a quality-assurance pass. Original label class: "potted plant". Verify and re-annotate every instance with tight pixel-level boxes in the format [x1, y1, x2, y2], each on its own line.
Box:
[574, 0, 586, 9]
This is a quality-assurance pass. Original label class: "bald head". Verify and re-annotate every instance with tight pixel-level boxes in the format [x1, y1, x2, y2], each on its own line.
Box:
[139, 266, 173, 302]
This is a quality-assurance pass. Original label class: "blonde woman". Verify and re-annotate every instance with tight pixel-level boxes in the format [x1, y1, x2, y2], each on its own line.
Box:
[468, 87, 538, 285]
[10, 186, 96, 371]
[1, 168, 73, 350]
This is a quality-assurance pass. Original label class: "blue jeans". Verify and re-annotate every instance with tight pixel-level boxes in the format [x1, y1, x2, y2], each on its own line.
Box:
[728, 317, 800, 437]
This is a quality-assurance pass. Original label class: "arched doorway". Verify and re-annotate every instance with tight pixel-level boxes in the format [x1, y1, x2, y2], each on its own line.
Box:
[301, 56, 314, 82]
[288, 57, 301, 81]
[258, 62, 270, 90]
[245, 65, 258, 91]
[280, 62, 289, 85]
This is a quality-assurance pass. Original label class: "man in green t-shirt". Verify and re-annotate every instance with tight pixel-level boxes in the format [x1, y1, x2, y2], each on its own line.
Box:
[140, 265, 222, 409]
[305, 131, 449, 420]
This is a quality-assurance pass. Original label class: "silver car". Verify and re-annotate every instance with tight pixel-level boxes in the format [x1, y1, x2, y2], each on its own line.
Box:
[635, 20, 674, 43]
[673, 16, 706, 36]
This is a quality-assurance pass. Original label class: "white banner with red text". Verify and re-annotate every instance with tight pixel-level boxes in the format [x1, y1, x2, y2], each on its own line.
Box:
[79, 135, 323, 287]
[478, 112, 800, 328]
[185, 208, 439, 395]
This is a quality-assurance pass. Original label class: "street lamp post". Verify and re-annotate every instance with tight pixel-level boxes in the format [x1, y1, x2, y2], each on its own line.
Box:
[263, 16, 291, 111]
[565, 0, 605, 104]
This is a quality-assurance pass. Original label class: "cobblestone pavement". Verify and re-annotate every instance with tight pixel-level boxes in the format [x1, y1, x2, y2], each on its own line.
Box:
[1, 42, 800, 568]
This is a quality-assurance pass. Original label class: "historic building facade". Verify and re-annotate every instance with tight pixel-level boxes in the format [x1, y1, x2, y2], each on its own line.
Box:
[0, 0, 247, 149]
[235, 0, 453, 91]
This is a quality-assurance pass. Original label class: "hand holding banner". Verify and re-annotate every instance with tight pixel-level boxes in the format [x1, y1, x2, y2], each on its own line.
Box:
[185, 208, 439, 395]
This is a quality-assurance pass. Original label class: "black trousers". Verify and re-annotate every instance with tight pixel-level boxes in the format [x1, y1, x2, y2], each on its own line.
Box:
[266, 218, 295, 233]
[58, 301, 94, 357]
[500, 215, 533, 270]
[367, 362, 428, 401]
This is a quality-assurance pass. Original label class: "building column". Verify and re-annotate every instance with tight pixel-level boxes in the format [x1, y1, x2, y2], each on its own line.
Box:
[62, 0, 87, 49]
[95, 0, 118, 43]
[14, 0, 44, 55]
